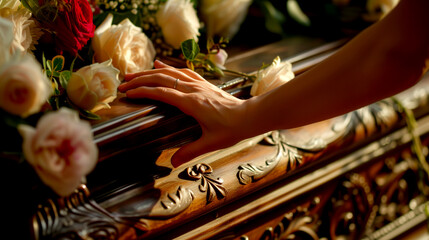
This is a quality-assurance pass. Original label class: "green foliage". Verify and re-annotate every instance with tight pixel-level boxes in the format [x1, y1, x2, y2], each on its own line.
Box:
[258, 0, 286, 35]
[181, 39, 200, 62]
[42, 54, 100, 120]
[93, 11, 141, 27]
[180, 38, 257, 81]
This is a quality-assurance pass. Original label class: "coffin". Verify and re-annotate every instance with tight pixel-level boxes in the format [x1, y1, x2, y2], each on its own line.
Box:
[6, 35, 429, 239]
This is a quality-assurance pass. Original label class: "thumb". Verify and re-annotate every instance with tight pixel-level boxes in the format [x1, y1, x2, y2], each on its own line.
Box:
[171, 138, 212, 167]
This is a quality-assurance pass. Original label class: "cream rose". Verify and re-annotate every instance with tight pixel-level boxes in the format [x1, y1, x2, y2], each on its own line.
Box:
[67, 60, 120, 112]
[200, 0, 252, 38]
[92, 14, 155, 77]
[0, 52, 51, 117]
[156, 0, 200, 49]
[0, 17, 13, 64]
[18, 108, 98, 197]
[1, 7, 42, 54]
[250, 56, 295, 97]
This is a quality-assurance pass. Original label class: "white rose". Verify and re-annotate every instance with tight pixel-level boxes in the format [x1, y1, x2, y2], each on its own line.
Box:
[0, 17, 13, 64]
[1, 7, 42, 54]
[200, 0, 252, 38]
[250, 56, 295, 97]
[92, 14, 156, 77]
[0, 52, 51, 117]
[67, 60, 121, 112]
[18, 108, 98, 197]
[156, 0, 200, 49]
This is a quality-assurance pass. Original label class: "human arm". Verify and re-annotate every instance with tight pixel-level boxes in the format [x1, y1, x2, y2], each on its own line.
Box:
[243, 0, 429, 136]
[119, 0, 429, 167]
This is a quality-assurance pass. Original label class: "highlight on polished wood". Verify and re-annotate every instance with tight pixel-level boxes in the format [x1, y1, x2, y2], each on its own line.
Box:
[30, 37, 429, 239]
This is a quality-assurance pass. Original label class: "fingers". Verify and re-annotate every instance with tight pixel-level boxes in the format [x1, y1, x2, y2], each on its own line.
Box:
[124, 60, 206, 82]
[125, 86, 185, 107]
[154, 60, 205, 80]
[119, 74, 178, 93]
[154, 59, 172, 69]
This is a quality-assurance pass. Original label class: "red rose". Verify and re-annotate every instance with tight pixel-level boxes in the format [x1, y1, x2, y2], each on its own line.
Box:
[40, 0, 95, 55]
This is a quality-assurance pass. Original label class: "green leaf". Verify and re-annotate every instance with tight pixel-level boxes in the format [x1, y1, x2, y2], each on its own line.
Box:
[181, 39, 200, 61]
[287, 0, 311, 27]
[46, 60, 52, 72]
[79, 109, 101, 120]
[52, 55, 65, 72]
[205, 60, 224, 77]
[70, 56, 77, 72]
[46, 69, 52, 78]
[259, 0, 286, 35]
[52, 71, 60, 78]
[59, 71, 71, 89]
[42, 52, 47, 72]
[20, 0, 40, 12]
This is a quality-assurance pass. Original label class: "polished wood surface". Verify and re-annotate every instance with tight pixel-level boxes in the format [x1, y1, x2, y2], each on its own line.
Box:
[27, 36, 429, 240]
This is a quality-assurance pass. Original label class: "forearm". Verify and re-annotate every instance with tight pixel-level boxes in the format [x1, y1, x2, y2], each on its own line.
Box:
[241, 0, 429, 137]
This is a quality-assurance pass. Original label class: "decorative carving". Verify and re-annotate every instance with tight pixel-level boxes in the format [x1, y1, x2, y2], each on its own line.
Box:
[185, 163, 226, 203]
[33, 185, 125, 240]
[321, 173, 374, 240]
[259, 197, 323, 240]
[33, 185, 195, 239]
[237, 131, 316, 185]
[147, 186, 194, 219]
[363, 150, 429, 237]
[347, 100, 398, 142]
[321, 149, 425, 240]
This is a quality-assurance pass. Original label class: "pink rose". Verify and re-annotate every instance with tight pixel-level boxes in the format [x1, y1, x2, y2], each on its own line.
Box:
[208, 49, 228, 69]
[18, 108, 98, 196]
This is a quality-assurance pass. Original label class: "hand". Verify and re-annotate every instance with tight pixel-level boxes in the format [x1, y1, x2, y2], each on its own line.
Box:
[118, 60, 247, 167]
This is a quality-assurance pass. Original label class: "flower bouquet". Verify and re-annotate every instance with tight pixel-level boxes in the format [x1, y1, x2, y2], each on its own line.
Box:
[0, 0, 258, 199]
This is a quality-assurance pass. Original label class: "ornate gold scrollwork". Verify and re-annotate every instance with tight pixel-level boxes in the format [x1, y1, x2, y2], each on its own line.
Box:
[185, 163, 226, 203]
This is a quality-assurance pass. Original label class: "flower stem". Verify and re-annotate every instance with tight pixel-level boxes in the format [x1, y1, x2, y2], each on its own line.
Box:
[222, 69, 256, 81]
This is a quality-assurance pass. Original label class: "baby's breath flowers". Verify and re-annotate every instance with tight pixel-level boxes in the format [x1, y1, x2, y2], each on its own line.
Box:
[93, 0, 174, 57]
